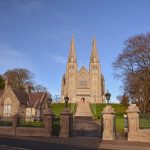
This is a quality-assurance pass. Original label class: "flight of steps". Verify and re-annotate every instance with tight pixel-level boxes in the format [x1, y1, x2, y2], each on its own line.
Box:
[75, 101, 92, 117]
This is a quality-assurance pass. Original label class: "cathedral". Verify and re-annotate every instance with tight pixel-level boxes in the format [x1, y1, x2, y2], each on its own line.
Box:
[61, 35, 105, 103]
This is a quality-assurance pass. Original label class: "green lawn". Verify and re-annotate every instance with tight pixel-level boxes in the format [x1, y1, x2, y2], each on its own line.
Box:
[90, 103, 128, 133]
[50, 103, 77, 136]
[19, 120, 44, 127]
[116, 116, 124, 132]
[50, 103, 77, 116]
[90, 103, 128, 119]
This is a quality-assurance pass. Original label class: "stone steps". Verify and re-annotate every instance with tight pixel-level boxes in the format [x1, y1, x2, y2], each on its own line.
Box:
[75, 101, 92, 117]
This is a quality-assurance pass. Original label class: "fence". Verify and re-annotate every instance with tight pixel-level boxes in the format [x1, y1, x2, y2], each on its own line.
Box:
[0, 114, 53, 137]
[0, 108, 73, 138]
[139, 114, 150, 129]
[19, 117, 44, 128]
[52, 116, 60, 136]
[0, 116, 13, 126]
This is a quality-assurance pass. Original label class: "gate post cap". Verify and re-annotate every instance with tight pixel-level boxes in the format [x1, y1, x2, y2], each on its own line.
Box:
[126, 104, 139, 113]
[102, 105, 115, 114]
[44, 108, 54, 115]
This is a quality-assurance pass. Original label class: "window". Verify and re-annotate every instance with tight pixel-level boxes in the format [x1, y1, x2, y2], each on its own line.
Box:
[70, 65, 74, 69]
[79, 75, 88, 88]
[92, 66, 97, 70]
[3, 98, 12, 117]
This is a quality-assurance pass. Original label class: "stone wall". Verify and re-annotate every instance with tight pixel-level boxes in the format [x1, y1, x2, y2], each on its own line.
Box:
[102, 104, 150, 142]
[0, 109, 53, 137]
[127, 104, 150, 142]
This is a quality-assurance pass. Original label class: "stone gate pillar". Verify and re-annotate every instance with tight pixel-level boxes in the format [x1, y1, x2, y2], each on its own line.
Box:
[44, 108, 54, 137]
[102, 105, 116, 140]
[126, 104, 139, 141]
[59, 108, 73, 138]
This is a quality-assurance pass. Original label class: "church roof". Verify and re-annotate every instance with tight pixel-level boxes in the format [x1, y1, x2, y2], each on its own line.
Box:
[79, 66, 89, 73]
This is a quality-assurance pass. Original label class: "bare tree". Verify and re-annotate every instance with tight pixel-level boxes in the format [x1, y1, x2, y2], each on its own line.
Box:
[4, 68, 34, 91]
[0, 75, 5, 89]
[33, 84, 48, 92]
[113, 33, 150, 113]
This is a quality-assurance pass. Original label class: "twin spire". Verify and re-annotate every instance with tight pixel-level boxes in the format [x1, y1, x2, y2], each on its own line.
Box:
[68, 35, 99, 63]
[68, 34, 77, 63]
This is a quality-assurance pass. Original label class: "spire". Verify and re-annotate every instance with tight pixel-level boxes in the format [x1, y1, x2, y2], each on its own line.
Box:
[68, 34, 77, 63]
[90, 36, 99, 63]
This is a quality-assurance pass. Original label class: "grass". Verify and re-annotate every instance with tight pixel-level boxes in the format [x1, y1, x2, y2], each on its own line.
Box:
[90, 103, 128, 133]
[51, 103, 77, 116]
[19, 120, 44, 127]
[116, 116, 124, 132]
[50, 103, 77, 136]
[90, 103, 128, 119]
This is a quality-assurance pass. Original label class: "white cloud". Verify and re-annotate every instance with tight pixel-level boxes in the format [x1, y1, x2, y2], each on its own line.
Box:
[0, 43, 28, 69]
[50, 54, 66, 64]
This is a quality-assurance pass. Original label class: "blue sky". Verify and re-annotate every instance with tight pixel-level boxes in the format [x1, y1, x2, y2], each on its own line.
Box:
[0, 0, 150, 102]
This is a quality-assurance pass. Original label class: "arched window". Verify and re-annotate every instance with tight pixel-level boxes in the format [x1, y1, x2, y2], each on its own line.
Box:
[3, 98, 12, 117]
[79, 74, 88, 88]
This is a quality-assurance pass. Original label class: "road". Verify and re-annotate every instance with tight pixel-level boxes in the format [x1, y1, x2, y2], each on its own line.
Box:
[0, 136, 105, 150]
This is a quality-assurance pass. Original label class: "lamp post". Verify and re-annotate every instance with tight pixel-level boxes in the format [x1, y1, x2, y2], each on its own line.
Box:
[49, 98, 52, 107]
[105, 90, 111, 104]
[47, 98, 52, 109]
[129, 90, 135, 102]
[64, 95, 69, 108]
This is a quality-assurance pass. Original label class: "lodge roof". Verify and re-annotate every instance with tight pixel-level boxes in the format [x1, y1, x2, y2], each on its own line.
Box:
[28, 92, 46, 107]
[0, 88, 47, 108]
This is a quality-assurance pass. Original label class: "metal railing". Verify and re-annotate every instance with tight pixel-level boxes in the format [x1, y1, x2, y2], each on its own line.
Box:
[139, 114, 150, 129]
[52, 116, 60, 136]
[0, 116, 13, 126]
[19, 116, 44, 128]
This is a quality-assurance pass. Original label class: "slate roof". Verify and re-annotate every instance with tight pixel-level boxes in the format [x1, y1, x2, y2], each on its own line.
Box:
[28, 92, 46, 107]
[13, 90, 29, 105]
[0, 88, 47, 108]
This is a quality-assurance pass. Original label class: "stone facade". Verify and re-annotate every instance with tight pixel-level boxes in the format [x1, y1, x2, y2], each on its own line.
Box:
[0, 81, 49, 118]
[61, 36, 105, 103]
[0, 85, 24, 117]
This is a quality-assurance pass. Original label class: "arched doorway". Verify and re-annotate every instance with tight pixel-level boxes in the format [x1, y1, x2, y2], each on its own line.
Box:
[81, 97, 85, 102]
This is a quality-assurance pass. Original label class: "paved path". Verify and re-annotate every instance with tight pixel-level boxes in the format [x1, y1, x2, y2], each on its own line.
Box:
[73, 117, 101, 137]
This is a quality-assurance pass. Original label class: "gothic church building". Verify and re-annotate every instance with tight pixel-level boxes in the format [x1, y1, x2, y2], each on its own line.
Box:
[61, 36, 105, 103]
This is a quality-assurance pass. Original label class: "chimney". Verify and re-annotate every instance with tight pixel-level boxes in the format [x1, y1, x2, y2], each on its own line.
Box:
[5, 77, 9, 90]
[24, 84, 32, 93]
